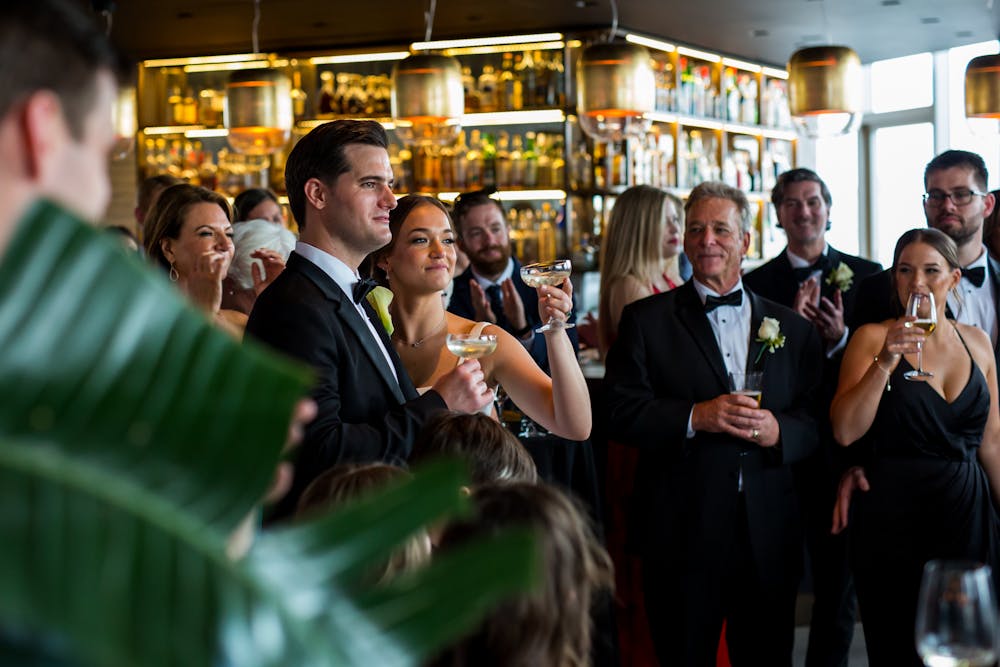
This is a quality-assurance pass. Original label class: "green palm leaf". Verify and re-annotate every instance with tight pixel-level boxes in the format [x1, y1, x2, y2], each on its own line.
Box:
[0, 202, 536, 666]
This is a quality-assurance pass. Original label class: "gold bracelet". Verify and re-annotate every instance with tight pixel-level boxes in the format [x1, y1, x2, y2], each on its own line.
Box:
[873, 354, 892, 391]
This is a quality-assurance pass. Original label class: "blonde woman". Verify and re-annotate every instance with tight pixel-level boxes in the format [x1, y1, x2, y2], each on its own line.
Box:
[597, 185, 684, 357]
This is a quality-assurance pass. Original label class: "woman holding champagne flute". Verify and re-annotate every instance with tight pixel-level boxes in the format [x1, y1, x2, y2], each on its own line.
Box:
[370, 195, 591, 441]
[830, 228, 1000, 666]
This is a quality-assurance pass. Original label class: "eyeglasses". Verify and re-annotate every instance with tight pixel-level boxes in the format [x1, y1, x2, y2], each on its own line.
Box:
[922, 189, 987, 207]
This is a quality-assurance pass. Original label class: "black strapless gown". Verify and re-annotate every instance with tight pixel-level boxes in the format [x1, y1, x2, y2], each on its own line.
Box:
[851, 347, 1000, 666]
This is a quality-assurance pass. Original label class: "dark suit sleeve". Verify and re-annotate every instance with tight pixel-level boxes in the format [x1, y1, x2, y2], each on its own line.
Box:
[603, 304, 697, 448]
[846, 269, 895, 332]
[247, 287, 445, 489]
[771, 319, 823, 465]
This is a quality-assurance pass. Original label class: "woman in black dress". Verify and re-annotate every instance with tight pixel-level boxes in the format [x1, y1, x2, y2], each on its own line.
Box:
[830, 228, 1000, 665]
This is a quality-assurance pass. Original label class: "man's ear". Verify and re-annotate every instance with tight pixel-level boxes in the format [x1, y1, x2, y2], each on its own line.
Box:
[303, 178, 328, 211]
[21, 90, 66, 182]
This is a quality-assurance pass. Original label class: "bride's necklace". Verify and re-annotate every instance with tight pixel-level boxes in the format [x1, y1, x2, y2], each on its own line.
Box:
[395, 315, 447, 348]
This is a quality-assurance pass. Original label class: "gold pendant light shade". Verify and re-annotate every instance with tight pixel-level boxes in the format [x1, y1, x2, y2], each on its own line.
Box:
[576, 42, 655, 142]
[788, 45, 862, 138]
[224, 68, 293, 155]
[966, 54, 1000, 118]
[391, 54, 464, 147]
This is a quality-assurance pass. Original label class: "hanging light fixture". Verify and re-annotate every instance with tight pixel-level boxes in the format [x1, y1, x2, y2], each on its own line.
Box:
[391, 54, 464, 147]
[391, 0, 464, 147]
[787, 45, 863, 138]
[223, 0, 292, 155]
[965, 53, 1000, 132]
[576, 41, 655, 142]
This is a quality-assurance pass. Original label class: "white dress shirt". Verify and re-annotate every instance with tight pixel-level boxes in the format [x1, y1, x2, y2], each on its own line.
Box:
[294, 241, 399, 384]
[948, 246, 998, 346]
[687, 279, 751, 438]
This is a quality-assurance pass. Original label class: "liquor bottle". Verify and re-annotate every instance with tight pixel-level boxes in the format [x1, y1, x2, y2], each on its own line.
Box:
[462, 66, 479, 113]
[181, 88, 198, 125]
[549, 136, 565, 189]
[451, 130, 468, 189]
[547, 50, 564, 107]
[345, 74, 366, 115]
[522, 132, 538, 188]
[198, 87, 223, 127]
[495, 131, 512, 188]
[507, 208, 525, 258]
[535, 133, 551, 188]
[570, 142, 592, 191]
[318, 71, 335, 115]
[465, 129, 484, 189]
[518, 206, 539, 263]
[508, 133, 524, 188]
[477, 65, 498, 113]
[537, 202, 557, 263]
[166, 85, 183, 125]
[481, 132, 497, 187]
[334, 73, 351, 114]
[516, 50, 536, 108]
[439, 141, 455, 190]
[533, 51, 550, 108]
[290, 70, 308, 122]
[499, 52, 523, 111]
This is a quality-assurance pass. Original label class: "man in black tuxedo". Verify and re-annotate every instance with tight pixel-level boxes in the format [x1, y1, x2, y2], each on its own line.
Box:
[605, 181, 822, 666]
[246, 120, 492, 519]
[447, 189, 577, 373]
[743, 168, 880, 667]
[850, 150, 998, 358]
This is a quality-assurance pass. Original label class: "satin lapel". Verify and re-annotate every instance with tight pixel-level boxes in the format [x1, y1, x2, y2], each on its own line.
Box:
[336, 297, 406, 404]
[676, 283, 730, 388]
[820, 247, 842, 299]
[747, 291, 767, 373]
[772, 252, 800, 305]
[362, 298, 417, 401]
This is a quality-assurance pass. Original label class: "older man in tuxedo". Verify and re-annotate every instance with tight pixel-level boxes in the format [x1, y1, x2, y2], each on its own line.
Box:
[246, 120, 491, 519]
[743, 168, 881, 667]
[605, 181, 822, 666]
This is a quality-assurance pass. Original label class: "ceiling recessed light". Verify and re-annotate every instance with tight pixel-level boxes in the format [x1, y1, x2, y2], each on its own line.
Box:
[751, 28, 770, 38]
[881, 0, 901, 5]
[956, 30, 974, 38]
[921, 17, 941, 24]
[802, 34, 825, 42]
[575, 0, 598, 6]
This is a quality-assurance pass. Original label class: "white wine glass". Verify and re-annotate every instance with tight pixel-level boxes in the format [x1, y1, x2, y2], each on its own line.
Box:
[904, 291, 936, 381]
[915, 560, 998, 667]
[520, 259, 575, 334]
[445, 333, 497, 363]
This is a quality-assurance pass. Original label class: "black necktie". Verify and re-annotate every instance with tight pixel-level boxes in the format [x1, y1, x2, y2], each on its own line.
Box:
[704, 290, 743, 312]
[485, 284, 505, 320]
[791, 255, 831, 283]
[962, 266, 986, 288]
[352, 277, 377, 304]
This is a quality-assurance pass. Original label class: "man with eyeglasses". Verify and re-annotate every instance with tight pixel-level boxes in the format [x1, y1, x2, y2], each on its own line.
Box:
[743, 168, 881, 667]
[850, 150, 998, 354]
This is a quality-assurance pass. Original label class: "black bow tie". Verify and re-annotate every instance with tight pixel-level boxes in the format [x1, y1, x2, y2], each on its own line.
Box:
[704, 290, 743, 312]
[792, 255, 831, 283]
[352, 277, 377, 304]
[961, 266, 986, 288]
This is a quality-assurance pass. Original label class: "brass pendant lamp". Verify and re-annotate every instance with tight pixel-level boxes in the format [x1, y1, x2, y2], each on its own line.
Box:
[965, 53, 1000, 122]
[576, 41, 655, 142]
[223, 0, 292, 155]
[391, 0, 464, 147]
[391, 54, 464, 147]
[788, 45, 863, 138]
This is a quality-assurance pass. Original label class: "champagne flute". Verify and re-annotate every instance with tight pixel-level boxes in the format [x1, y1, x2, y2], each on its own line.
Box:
[915, 560, 998, 667]
[445, 333, 498, 362]
[904, 291, 936, 381]
[520, 259, 575, 334]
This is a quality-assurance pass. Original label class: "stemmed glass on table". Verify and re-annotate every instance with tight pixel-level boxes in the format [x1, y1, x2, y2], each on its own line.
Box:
[915, 560, 998, 667]
[519, 259, 575, 334]
[904, 291, 937, 381]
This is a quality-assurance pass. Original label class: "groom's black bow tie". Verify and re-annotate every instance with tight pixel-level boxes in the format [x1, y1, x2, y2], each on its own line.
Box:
[961, 266, 986, 288]
[704, 290, 743, 312]
[352, 277, 377, 304]
[792, 255, 831, 283]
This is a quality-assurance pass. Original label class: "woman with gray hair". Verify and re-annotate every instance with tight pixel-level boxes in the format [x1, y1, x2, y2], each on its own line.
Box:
[222, 218, 296, 315]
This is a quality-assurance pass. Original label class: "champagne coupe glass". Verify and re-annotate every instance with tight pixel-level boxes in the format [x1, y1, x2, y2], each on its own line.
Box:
[520, 259, 575, 334]
[904, 291, 936, 381]
[445, 333, 498, 363]
[915, 560, 998, 667]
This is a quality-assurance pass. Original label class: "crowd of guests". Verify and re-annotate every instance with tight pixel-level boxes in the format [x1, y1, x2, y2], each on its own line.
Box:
[6, 1, 1000, 664]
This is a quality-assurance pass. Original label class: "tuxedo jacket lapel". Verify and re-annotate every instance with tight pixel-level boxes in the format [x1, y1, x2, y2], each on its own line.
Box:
[747, 291, 767, 374]
[289, 253, 407, 404]
[361, 298, 418, 401]
[676, 283, 730, 389]
[989, 260, 1000, 359]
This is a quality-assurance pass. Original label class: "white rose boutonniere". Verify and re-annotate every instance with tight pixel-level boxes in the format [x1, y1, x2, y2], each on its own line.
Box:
[754, 316, 786, 364]
[366, 285, 395, 336]
[825, 261, 854, 292]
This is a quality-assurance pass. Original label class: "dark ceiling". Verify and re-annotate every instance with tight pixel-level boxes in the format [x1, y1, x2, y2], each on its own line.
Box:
[107, 0, 1000, 67]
